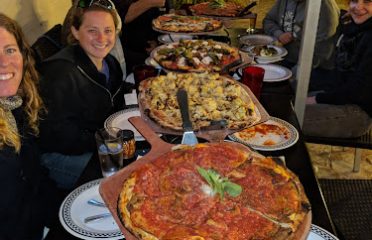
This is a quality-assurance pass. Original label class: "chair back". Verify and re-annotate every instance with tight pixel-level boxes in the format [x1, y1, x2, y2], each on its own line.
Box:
[31, 24, 63, 70]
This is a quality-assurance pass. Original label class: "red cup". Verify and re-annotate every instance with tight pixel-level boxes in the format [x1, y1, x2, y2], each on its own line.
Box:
[133, 64, 158, 93]
[241, 66, 265, 99]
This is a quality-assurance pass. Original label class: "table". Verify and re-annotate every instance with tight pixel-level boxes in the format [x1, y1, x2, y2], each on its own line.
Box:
[45, 87, 337, 240]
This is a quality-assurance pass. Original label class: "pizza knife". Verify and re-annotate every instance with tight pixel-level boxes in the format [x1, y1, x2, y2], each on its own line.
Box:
[237, 1, 257, 17]
[177, 89, 198, 146]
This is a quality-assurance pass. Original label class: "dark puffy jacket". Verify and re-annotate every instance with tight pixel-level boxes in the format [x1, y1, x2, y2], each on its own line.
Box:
[39, 44, 126, 155]
[0, 107, 59, 240]
[316, 18, 372, 116]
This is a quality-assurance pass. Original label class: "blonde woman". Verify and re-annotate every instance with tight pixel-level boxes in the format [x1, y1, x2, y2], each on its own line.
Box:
[0, 13, 58, 240]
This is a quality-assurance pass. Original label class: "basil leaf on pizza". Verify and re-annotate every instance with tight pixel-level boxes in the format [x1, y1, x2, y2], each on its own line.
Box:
[197, 166, 242, 199]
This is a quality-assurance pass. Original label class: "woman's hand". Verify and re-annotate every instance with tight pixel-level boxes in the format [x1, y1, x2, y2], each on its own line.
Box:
[306, 96, 317, 105]
[278, 32, 293, 45]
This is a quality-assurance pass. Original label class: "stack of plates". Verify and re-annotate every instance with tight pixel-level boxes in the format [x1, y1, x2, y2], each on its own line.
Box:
[238, 34, 275, 46]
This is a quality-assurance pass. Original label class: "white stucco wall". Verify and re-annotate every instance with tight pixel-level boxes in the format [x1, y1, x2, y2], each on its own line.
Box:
[0, 0, 71, 44]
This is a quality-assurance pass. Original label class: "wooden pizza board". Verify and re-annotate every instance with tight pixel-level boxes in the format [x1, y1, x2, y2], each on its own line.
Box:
[99, 116, 311, 240]
[137, 76, 270, 142]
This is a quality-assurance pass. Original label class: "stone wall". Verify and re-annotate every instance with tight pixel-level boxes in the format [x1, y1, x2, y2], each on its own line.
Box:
[0, 0, 70, 44]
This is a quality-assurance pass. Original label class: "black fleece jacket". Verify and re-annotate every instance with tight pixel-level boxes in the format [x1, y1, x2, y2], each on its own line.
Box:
[39, 44, 126, 155]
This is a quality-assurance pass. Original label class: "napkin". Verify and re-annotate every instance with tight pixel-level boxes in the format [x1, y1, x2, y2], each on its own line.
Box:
[124, 89, 138, 105]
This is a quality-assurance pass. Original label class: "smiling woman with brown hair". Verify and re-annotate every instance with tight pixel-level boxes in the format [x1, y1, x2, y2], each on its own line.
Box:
[0, 13, 59, 240]
[38, 0, 128, 189]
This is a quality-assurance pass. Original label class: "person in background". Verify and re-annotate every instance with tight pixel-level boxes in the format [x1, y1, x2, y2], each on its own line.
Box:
[303, 0, 372, 138]
[263, 0, 340, 75]
[39, 0, 127, 189]
[112, 0, 166, 73]
[0, 13, 59, 240]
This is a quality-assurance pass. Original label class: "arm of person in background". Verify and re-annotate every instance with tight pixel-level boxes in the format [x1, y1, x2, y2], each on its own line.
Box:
[316, 0, 340, 43]
[125, 0, 165, 23]
[312, 0, 340, 68]
[263, 0, 293, 45]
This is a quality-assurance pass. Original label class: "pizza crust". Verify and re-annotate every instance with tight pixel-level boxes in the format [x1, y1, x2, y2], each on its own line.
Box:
[152, 14, 222, 33]
[189, 2, 244, 17]
[118, 143, 311, 240]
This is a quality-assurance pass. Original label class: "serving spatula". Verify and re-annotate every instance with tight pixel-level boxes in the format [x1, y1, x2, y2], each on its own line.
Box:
[177, 89, 198, 146]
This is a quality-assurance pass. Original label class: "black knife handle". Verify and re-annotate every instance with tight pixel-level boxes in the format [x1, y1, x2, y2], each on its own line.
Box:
[177, 89, 193, 131]
[238, 1, 257, 17]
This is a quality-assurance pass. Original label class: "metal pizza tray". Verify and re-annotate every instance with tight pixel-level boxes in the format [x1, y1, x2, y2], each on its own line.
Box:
[137, 74, 270, 142]
[98, 116, 312, 240]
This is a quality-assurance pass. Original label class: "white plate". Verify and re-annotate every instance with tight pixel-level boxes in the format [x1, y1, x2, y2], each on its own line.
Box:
[158, 34, 194, 44]
[242, 45, 288, 62]
[228, 117, 299, 151]
[307, 224, 339, 240]
[238, 64, 292, 82]
[104, 108, 144, 141]
[59, 179, 123, 240]
[145, 57, 161, 68]
[255, 57, 284, 64]
[239, 34, 275, 46]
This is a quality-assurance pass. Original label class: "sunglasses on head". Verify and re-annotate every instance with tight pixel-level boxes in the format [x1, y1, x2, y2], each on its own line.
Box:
[78, 0, 114, 10]
[350, 0, 372, 3]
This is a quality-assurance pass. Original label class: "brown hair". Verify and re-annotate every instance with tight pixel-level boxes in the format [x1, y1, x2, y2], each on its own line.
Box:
[0, 13, 44, 152]
[65, 2, 120, 44]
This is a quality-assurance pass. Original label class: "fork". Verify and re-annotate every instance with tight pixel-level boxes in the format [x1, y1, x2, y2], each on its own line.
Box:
[87, 199, 106, 208]
[84, 213, 112, 224]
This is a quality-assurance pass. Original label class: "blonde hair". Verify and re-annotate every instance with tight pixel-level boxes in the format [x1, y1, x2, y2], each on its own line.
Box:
[0, 13, 44, 152]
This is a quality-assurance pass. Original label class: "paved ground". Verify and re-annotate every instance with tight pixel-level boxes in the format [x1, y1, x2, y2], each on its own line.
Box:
[307, 143, 372, 179]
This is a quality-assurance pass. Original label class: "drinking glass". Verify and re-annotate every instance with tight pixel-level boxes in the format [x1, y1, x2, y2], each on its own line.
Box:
[95, 127, 124, 177]
[118, 129, 136, 166]
[133, 64, 159, 94]
[241, 66, 265, 99]
[246, 13, 257, 34]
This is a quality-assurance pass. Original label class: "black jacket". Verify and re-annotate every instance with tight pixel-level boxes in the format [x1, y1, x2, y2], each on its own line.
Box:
[113, 0, 160, 52]
[316, 18, 372, 116]
[39, 44, 126, 155]
[0, 107, 59, 240]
